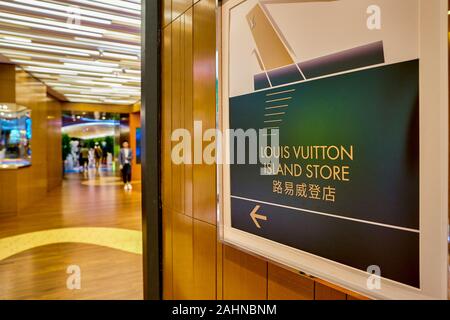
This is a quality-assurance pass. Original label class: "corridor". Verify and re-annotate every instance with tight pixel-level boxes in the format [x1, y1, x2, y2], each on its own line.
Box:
[0, 173, 143, 300]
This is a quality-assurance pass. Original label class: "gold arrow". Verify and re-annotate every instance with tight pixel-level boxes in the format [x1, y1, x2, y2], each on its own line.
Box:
[250, 205, 267, 229]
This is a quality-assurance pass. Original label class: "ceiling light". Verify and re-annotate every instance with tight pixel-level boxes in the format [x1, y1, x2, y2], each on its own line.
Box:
[0, 16, 102, 38]
[0, 1, 111, 25]
[69, 0, 140, 15]
[101, 52, 139, 61]
[24, 66, 78, 75]
[2, 36, 31, 43]
[15, 0, 140, 25]
[0, 42, 90, 56]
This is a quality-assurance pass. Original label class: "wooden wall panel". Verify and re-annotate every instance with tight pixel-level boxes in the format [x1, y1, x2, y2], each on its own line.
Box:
[162, 208, 174, 300]
[46, 96, 62, 191]
[162, 0, 172, 27]
[172, 16, 185, 216]
[162, 25, 173, 210]
[193, 0, 217, 225]
[0, 64, 15, 102]
[314, 282, 347, 300]
[267, 264, 314, 300]
[172, 0, 193, 20]
[160, 0, 365, 301]
[15, 70, 49, 211]
[162, 23, 173, 300]
[0, 66, 62, 216]
[172, 212, 194, 300]
[184, 8, 194, 217]
[223, 245, 267, 300]
[193, 220, 217, 299]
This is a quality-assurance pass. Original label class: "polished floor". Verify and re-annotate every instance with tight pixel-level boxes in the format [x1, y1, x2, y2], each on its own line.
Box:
[0, 171, 143, 300]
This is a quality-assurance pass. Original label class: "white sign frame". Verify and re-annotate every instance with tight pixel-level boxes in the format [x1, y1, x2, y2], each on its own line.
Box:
[218, 0, 448, 300]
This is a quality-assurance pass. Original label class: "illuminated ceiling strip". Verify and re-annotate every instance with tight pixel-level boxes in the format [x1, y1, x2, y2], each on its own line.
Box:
[24, 66, 78, 75]
[89, 0, 141, 11]
[25, 65, 141, 79]
[68, 0, 140, 15]
[0, 30, 140, 57]
[11, 59, 120, 73]
[60, 59, 120, 68]
[0, 30, 140, 54]
[101, 52, 139, 60]
[1, 51, 125, 69]
[0, 1, 112, 25]
[0, 17, 102, 37]
[74, 37, 140, 51]
[0, 42, 90, 56]
[15, 0, 140, 26]
[1, 41, 99, 55]
[0, 11, 106, 34]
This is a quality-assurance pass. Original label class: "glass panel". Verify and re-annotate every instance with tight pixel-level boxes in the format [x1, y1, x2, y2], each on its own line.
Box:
[0, 103, 31, 168]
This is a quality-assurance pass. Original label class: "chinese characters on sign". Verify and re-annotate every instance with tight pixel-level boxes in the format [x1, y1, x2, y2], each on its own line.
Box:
[273, 180, 336, 202]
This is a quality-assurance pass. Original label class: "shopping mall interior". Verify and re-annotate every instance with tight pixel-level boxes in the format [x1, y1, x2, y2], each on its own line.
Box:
[0, 0, 448, 301]
[0, 0, 143, 299]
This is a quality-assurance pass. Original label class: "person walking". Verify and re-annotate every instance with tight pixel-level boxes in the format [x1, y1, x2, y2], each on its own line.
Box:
[79, 144, 89, 173]
[94, 142, 103, 171]
[119, 140, 133, 190]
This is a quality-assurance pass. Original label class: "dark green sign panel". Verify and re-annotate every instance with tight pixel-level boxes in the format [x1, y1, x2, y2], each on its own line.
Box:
[229, 60, 420, 288]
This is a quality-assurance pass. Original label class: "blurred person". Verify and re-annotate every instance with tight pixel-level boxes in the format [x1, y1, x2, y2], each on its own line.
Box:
[79, 144, 89, 173]
[94, 142, 103, 171]
[119, 140, 133, 190]
[101, 141, 108, 165]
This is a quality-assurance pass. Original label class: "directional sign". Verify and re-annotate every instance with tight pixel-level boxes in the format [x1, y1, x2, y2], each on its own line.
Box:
[249, 205, 267, 229]
[221, 0, 448, 300]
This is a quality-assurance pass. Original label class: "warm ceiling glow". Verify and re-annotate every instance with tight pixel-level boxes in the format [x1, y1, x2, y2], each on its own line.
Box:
[0, 0, 141, 105]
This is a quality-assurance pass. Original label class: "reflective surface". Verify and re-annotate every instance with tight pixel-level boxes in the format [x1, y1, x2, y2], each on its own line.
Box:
[0, 103, 31, 168]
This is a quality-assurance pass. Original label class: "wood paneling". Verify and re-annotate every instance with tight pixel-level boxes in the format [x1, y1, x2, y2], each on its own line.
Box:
[172, 0, 193, 20]
[46, 96, 62, 191]
[0, 64, 15, 102]
[184, 8, 194, 217]
[15, 69, 50, 211]
[0, 66, 63, 216]
[223, 245, 267, 300]
[162, 207, 174, 300]
[162, 0, 172, 27]
[160, 0, 366, 301]
[193, 219, 216, 299]
[268, 263, 314, 300]
[314, 282, 347, 300]
[172, 16, 185, 215]
[172, 212, 194, 299]
[162, 25, 173, 210]
[193, 0, 217, 225]
[162, 22, 174, 300]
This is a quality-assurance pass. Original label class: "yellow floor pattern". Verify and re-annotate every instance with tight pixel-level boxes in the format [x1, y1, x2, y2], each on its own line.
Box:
[0, 227, 142, 262]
